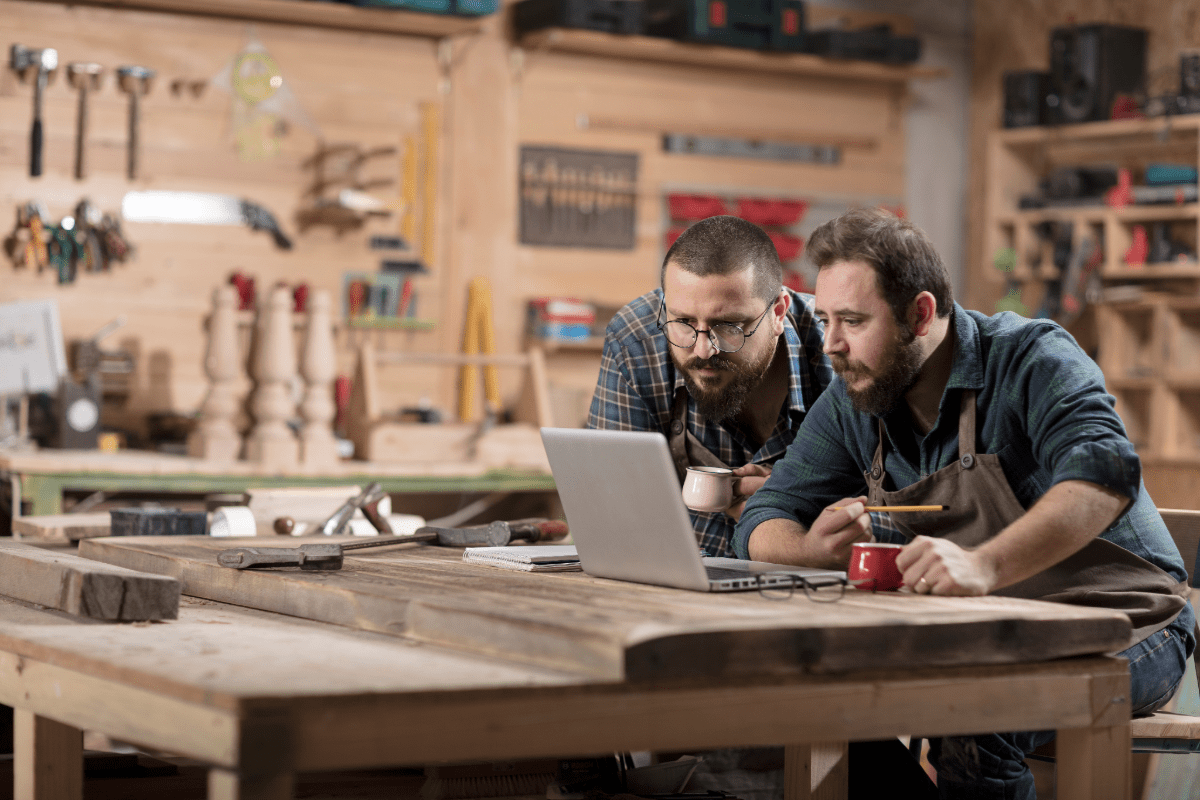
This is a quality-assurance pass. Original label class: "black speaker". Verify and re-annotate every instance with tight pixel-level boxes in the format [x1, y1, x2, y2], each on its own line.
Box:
[1182, 53, 1200, 98]
[1047, 24, 1147, 124]
[1003, 70, 1050, 128]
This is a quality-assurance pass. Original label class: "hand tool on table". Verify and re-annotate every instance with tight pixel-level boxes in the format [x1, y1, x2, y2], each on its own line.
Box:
[10, 45, 58, 177]
[120, 191, 293, 248]
[116, 65, 155, 180]
[67, 63, 104, 180]
[217, 518, 569, 571]
[313, 482, 392, 536]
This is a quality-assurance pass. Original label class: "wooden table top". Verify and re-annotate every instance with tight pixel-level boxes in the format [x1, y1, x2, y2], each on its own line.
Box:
[79, 535, 1135, 683]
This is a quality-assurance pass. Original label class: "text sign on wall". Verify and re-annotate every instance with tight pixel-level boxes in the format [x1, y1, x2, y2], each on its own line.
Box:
[519, 146, 638, 249]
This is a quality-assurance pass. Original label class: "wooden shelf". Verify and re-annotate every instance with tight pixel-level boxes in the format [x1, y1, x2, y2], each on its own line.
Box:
[27, 0, 483, 37]
[995, 114, 1200, 146]
[1114, 204, 1200, 222]
[518, 28, 942, 83]
[1104, 263, 1200, 281]
[533, 336, 605, 353]
[347, 317, 436, 330]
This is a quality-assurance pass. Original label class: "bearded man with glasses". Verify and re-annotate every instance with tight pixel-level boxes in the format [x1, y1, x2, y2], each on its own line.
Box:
[588, 215, 847, 559]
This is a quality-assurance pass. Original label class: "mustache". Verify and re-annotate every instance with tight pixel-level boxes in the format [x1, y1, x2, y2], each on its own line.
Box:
[684, 355, 735, 371]
[830, 354, 870, 376]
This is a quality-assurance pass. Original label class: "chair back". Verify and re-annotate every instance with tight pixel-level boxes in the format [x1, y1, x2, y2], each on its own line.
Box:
[1159, 508, 1200, 589]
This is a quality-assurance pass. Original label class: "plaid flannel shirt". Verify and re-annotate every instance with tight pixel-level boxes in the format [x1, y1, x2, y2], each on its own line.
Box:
[734, 305, 1189, 587]
[586, 287, 834, 558]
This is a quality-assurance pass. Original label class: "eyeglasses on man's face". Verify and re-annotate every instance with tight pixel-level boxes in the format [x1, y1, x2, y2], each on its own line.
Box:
[657, 296, 775, 354]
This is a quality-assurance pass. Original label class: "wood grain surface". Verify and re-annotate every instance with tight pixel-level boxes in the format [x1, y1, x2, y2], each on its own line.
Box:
[12, 513, 112, 543]
[0, 541, 180, 620]
[78, 535, 1133, 681]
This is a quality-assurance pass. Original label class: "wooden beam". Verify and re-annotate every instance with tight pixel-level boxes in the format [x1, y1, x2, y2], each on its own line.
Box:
[0, 542, 180, 621]
[13, 710, 83, 800]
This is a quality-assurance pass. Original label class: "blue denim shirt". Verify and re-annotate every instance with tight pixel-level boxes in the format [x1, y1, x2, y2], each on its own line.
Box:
[735, 304, 1189, 588]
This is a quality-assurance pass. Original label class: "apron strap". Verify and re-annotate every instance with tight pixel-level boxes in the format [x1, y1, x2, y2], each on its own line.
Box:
[668, 386, 729, 483]
[957, 389, 978, 470]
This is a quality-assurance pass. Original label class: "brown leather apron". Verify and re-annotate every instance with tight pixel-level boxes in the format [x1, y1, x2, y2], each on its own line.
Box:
[668, 386, 730, 482]
[865, 389, 1188, 647]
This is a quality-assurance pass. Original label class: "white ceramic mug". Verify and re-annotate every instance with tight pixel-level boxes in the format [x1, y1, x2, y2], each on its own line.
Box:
[682, 466, 735, 513]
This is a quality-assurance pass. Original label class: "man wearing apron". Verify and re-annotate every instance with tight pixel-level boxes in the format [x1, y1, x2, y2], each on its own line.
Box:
[735, 208, 1196, 799]
[588, 215, 840, 559]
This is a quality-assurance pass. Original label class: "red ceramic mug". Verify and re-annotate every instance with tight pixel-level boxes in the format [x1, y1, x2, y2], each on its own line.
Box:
[848, 542, 905, 592]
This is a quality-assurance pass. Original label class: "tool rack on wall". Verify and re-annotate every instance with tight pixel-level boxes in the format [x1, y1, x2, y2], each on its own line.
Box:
[983, 114, 1200, 465]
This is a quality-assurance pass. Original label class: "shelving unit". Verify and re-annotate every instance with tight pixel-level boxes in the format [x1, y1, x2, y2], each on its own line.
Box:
[985, 115, 1200, 464]
[517, 28, 942, 83]
[26, 0, 483, 36]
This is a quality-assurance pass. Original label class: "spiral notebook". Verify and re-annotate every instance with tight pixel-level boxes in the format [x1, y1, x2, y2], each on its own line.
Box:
[462, 545, 581, 573]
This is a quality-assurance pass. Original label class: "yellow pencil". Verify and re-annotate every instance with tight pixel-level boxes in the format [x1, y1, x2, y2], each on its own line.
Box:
[832, 505, 949, 512]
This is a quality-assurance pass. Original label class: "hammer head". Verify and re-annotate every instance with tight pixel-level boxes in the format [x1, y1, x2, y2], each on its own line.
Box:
[117, 65, 155, 94]
[10, 45, 57, 78]
[68, 62, 104, 90]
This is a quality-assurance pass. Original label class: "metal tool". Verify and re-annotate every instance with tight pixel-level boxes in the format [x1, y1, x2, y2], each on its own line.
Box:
[10, 45, 58, 177]
[313, 482, 388, 536]
[67, 63, 104, 180]
[120, 191, 293, 248]
[116, 65, 155, 181]
[217, 518, 569, 571]
[414, 518, 569, 547]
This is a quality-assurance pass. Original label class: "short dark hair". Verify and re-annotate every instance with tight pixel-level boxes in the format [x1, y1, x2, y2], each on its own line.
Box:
[661, 216, 782, 303]
[806, 208, 953, 323]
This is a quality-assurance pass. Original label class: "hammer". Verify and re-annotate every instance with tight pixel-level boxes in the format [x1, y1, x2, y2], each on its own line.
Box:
[67, 63, 104, 180]
[217, 518, 569, 570]
[117, 65, 155, 181]
[9, 45, 58, 177]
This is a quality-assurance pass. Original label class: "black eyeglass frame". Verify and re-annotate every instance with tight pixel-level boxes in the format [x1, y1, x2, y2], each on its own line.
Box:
[656, 295, 776, 354]
[754, 573, 852, 602]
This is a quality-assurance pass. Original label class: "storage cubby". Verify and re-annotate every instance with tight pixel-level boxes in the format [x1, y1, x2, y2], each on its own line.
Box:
[986, 116, 1200, 465]
[1163, 388, 1200, 459]
[1109, 385, 1156, 453]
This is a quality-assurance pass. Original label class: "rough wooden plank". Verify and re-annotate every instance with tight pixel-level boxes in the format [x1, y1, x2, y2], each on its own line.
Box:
[12, 514, 112, 543]
[78, 536, 1132, 680]
[0, 542, 180, 621]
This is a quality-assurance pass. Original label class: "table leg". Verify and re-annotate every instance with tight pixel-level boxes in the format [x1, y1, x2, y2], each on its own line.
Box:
[784, 742, 848, 800]
[13, 709, 82, 800]
[208, 766, 295, 800]
[1055, 723, 1130, 800]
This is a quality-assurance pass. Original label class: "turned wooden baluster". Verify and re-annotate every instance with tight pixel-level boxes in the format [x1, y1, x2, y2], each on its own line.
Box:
[299, 288, 339, 468]
[188, 286, 243, 462]
[245, 285, 300, 468]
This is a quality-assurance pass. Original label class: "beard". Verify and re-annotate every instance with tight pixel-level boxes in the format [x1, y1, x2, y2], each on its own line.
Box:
[675, 338, 777, 422]
[831, 327, 923, 416]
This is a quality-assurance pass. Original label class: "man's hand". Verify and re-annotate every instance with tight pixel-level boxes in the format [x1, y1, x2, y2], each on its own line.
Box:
[745, 497, 873, 568]
[725, 464, 771, 522]
[805, 497, 875, 567]
[896, 536, 998, 596]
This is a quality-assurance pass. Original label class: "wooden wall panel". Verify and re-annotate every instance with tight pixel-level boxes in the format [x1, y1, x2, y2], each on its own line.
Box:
[968, 0, 1200, 313]
[0, 0, 443, 432]
[2, 0, 913, 435]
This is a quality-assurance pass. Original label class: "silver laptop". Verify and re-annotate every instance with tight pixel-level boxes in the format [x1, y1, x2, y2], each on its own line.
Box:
[540, 427, 846, 592]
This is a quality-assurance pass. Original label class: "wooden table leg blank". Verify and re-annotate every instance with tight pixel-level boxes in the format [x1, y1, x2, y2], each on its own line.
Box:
[13, 709, 82, 800]
[209, 767, 296, 800]
[1056, 724, 1130, 800]
[784, 741, 848, 800]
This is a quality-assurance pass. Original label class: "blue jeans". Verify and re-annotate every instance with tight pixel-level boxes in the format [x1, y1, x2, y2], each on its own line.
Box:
[927, 605, 1195, 800]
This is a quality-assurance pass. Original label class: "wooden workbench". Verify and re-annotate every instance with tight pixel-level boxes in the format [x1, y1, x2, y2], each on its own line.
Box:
[0, 448, 555, 516]
[0, 535, 1136, 799]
